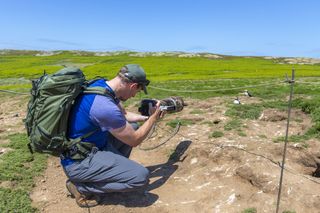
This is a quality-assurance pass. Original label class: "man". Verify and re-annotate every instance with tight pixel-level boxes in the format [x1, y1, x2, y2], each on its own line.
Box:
[61, 64, 163, 207]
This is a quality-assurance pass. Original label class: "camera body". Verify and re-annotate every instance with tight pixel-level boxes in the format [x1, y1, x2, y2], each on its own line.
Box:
[138, 96, 186, 116]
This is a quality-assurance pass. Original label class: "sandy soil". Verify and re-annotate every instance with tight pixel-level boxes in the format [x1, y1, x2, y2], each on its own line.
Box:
[1, 94, 320, 213]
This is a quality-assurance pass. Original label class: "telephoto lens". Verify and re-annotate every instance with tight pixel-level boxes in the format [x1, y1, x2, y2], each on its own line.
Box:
[159, 97, 186, 113]
[138, 96, 186, 116]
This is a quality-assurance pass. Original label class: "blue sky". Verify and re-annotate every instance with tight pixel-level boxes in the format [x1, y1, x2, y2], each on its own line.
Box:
[0, 0, 319, 58]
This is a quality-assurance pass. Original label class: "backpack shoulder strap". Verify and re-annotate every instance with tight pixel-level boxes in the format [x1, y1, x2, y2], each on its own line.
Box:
[82, 78, 117, 101]
[83, 86, 116, 101]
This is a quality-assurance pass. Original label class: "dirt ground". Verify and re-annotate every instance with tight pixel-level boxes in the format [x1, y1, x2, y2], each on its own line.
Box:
[1, 94, 320, 213]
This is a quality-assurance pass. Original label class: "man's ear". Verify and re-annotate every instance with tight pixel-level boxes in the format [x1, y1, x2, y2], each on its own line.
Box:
[128, 82, 135, 90]
[131, 83, 139, 89]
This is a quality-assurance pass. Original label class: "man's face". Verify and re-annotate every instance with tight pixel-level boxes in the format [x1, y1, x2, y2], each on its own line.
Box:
[119, 82, 142, 101]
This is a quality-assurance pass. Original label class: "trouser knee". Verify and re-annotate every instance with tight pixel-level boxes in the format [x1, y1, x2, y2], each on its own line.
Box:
[131, 167, 150, 188]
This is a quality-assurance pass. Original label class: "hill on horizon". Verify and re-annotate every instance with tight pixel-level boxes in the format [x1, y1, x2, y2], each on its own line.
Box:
[1, 49, 320, 61]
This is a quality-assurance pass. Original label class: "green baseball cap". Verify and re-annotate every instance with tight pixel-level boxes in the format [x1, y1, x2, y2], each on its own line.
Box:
[119, 64, 150, 94]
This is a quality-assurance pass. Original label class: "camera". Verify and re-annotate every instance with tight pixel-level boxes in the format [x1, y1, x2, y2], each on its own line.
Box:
[138, 96, 186, 116]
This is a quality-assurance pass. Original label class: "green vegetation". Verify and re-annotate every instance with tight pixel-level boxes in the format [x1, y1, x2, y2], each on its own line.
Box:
[190, 109, 204, 114]
[258, 134, 267, 139]
[237, 130, 247, 137]
[241, 207, 257, 213]
[271, 97, 320, 144]
[224, 119, 243, 131]
[0, 133, 48, 212]
[165, 118, 195, 128]
[209, 131, 224, 138]
[241, 208, 295, 213]
[225, 104, 263, 119]
[1, 51, 320, 80]
[0, 188, 36, 212]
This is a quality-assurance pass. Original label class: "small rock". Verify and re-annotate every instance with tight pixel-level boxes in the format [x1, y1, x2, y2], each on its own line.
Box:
[292, 143, 304, 149]
[190, 157, 198, 165]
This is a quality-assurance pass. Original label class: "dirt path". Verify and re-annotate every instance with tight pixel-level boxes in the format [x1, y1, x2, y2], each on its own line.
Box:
[2, 95, 320, 213]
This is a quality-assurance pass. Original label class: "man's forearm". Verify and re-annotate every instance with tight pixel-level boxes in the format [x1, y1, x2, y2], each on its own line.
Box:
[131, 116, 157, 146]
[125, 111, 148, 122]
[129, 108, 162, 147]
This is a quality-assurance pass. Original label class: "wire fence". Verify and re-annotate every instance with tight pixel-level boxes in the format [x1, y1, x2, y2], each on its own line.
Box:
[1, 78, 319, 96]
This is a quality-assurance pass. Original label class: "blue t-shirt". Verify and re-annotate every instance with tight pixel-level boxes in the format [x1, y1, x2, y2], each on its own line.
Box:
[61, 79, 126, 166]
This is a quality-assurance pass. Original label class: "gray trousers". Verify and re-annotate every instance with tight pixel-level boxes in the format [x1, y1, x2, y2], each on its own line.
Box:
[63, 124, 150, 195]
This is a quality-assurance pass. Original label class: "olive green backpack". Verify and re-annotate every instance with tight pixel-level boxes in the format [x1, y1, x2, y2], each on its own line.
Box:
[24, 67, 113, 159]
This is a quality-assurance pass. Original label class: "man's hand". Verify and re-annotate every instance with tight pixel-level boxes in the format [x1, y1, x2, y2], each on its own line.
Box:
[147, 100, 157, 116]
[149, 101, 165, 121]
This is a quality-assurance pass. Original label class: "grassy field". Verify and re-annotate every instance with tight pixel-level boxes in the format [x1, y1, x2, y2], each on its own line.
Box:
[1, 50, 320, 99]
[1, 50, 320, 79]
[0, 50, 320, 212]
